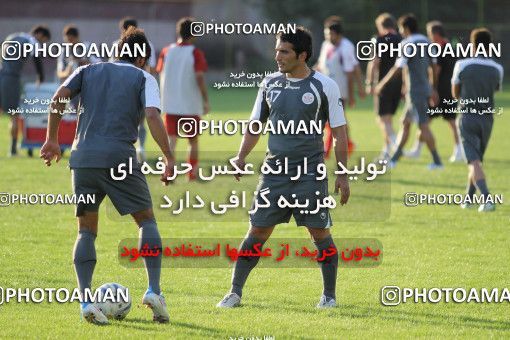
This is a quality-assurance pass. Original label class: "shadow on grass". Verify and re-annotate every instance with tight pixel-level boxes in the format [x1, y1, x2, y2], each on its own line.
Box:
[244, 301, 510, 332]
[118, 317, 225, 337]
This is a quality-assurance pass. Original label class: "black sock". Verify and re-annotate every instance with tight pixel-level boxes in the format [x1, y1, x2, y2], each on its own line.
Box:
[391, 147, 403, 162]
[475, 179, 490, 199]
[431, 150, 442, 165]
[10, 138, 17, 154]
[73, 230, 97, 301]
[314, 235, 338, 300]
[467, 181, 476, 200]
[231, 235, 266, 298]
[139, 218, 162, 295]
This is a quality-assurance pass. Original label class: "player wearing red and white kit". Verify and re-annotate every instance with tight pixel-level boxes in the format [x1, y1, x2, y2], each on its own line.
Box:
[315, 16, 365, 158]
[157, 17, 209, 180]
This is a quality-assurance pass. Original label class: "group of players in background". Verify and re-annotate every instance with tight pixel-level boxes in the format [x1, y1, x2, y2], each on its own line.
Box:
[315, 13, 502, 212]
[0, 11, 503, 324]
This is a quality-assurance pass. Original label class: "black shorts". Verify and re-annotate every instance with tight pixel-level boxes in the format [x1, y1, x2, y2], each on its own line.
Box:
[376, 79, 401, 116]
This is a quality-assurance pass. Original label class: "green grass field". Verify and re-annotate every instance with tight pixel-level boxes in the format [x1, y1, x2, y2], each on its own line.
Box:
[0, 86, 509, 339]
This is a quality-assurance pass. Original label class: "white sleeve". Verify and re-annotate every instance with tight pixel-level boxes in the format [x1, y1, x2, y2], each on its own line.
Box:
[324, 80, 346, 128]
[451, 61, 461, 85]
[249, 80, 269, 122]
[395, 41, 410, 68]
[342, 43, 359, 73]
[497, 64, 504, 91]
[142, 72, 161, 110]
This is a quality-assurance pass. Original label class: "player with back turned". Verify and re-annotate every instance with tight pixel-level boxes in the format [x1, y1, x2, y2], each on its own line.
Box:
[216, 26, 350, 309]
[452, 28, 503, 212]
[40, 27, 174, 324]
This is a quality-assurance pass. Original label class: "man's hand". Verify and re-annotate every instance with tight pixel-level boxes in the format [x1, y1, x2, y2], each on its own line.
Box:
[429, 89, 439, 107]
[373, 83, 383, 96]
[334, 175, 350, 205]
[40, 140, 61, 166]
[365, 84, 374, 96]
[161, 157, 175, 186]
[232, 156, 246, 182]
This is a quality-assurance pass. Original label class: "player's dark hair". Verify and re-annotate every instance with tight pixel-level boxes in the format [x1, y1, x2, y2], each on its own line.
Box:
[398, 14, 419, 33]
[376, 13, 396, 30]
[324, 15, 343, 34]
[118, 26, 151, 63]
[470, 28, 492, 51]
[120, 16, 138, 31]
[276, 26, 313, 63]
[426, 21, 445, 37]
[177, 17, 194, 40]
[31, 25, 51, 40]
[63, 25, 79, 37]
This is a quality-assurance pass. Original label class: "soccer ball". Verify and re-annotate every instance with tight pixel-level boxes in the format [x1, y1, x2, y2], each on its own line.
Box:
[95, 283, 131, 320]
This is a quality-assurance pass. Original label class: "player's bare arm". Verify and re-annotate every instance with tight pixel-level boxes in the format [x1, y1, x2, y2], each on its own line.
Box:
[374, 65, 402, 95]
[40, 86, 70, 166]
[429, 63, 440, 106]
[331, 125, 350, 205]
[347, 70, 355, 106]
[196, 71, 210, 114]
[355, 64, 366, 99]
[452, 83, 460, 99]
[365, 57, 380, 95]
[145, 107, 175, 185]
[233, 132, 261, 181]
[57, 63, 74, 81]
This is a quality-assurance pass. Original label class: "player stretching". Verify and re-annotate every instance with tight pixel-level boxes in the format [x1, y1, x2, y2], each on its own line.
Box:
[157, 17, 209, 180]
[375, 14, 443, 169]
[217, 27, 350, 309]
[452, 28, 503, 212]
[40, 28, 173, 324]
[0, 25, 51, 157]
[315, 16, 365, 158]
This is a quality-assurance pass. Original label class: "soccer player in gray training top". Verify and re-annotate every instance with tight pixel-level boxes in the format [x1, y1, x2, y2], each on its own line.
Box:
[375, 14, 443, 170]
[451, 28, 503, 212]
[217, 27, 350, 309]
[0, 25, 51, 157]
[40, 27, 174, 324]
